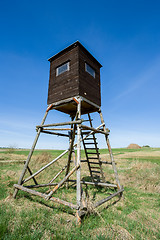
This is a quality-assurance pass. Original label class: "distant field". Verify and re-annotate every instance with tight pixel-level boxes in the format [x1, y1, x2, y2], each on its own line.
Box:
[0, 147, 160, 239]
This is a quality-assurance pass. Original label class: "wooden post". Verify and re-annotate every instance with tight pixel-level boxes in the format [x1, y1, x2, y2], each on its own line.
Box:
[76, 97, 82, 224]
[13, 109, 49, 198]
[98, 109, 122, 189]
[65, 115, 77, 177]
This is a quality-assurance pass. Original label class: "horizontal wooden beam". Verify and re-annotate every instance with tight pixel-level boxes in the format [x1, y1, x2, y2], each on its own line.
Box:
[41, 130, 69, 137]
[36, 120, 83, 128]
[22, 123, 105, 185]
[14, 184, 78, 210]
[24, 183, 58, 188]
[43, 128, 73, 131]
[68, 180, 117, 188]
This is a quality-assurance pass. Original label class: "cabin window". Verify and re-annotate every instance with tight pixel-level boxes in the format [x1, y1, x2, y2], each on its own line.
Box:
[85, 63, 95, 78]
[56, 61, 70, 76]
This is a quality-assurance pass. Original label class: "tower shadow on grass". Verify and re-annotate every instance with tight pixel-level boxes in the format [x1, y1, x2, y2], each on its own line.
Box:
[18, 192, 75, 216]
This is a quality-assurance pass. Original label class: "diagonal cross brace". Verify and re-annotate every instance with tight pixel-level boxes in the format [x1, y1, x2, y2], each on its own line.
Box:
[22, 123, 105, 184]
[45, 164, 80, 200]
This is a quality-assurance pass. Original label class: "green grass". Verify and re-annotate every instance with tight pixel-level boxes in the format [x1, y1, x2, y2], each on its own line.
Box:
[0, 148, 160, 239]
[126, 156, 160, 165]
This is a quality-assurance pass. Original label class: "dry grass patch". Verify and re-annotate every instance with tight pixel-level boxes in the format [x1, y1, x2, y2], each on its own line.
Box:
[116, 150, 160, 159]
[0, 153, 26, 163]
[111, 225, 135, 240]
[35, 152, 52, 164]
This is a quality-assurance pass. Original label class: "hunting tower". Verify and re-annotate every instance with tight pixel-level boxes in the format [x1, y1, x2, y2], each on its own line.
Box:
[47, 41, 101, 115]
[13, 41, 123, 224]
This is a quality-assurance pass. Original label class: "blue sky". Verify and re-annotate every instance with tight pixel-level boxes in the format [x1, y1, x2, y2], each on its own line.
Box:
[0, 0, 160, 149]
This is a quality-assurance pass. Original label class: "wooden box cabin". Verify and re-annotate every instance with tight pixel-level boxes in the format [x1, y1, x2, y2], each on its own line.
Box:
[47, 41, 102, 115]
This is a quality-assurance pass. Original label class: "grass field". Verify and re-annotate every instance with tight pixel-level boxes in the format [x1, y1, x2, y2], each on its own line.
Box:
[0, 147, 160, 239]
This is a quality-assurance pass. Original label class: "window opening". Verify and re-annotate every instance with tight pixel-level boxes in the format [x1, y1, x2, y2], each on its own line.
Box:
[56, 62, 70, 76]
[85, 63, 95, 78]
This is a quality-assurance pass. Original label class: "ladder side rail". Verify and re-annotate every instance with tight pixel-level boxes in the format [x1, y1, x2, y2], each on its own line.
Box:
[88, 114, 105, 182]
[81, 133, 95, 182]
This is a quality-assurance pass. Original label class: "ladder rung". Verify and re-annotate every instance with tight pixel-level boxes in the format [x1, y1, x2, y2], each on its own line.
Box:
[100, 161, 113, 164]
[87, 152, 100, 155]
[92, 171, 101, 174]
[89, 162, 101, 165]
[86, 147, 99, 150]
[81, 160, 87, 162]
[84, 142, 98, 145]
[90, 166, 100, 169]
[88, 157, 99, 159]
[83, 138, 94, 140]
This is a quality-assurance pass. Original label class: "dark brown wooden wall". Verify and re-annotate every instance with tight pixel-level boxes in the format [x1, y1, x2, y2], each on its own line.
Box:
[78, 47, 101, 106]
[47, 46, 79, 104]
[47, 43, 101, 107]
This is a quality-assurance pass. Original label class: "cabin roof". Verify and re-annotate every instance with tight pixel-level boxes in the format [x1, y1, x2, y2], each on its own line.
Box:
[48, 41, 102, 68]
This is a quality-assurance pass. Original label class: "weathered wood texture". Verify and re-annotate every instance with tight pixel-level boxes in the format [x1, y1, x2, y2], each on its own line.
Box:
[47, 41, 102, 110]
[48, 45, 79, 104]
[14, 184, 78, 210]
[13, 110, 49, 198]
[94, 188, 124, 208]
[99, 110, 122, 190]
[68, 180, 117, 188]
[79, 46, 101, 106]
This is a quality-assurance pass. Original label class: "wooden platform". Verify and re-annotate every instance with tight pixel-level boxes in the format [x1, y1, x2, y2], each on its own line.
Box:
[50, 96, 100, 115]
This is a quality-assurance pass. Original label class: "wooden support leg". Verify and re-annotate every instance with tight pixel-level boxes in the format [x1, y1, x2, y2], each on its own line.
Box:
[76, 97, 82, 224]
[98, 109, 122, 190]
[13, 109, 49, 198]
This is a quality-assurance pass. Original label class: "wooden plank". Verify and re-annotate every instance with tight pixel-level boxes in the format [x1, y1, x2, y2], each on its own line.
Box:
[14, 184, 78, 210]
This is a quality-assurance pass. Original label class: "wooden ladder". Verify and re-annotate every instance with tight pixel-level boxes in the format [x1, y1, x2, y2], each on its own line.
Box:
[81, 114, 105, 183]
